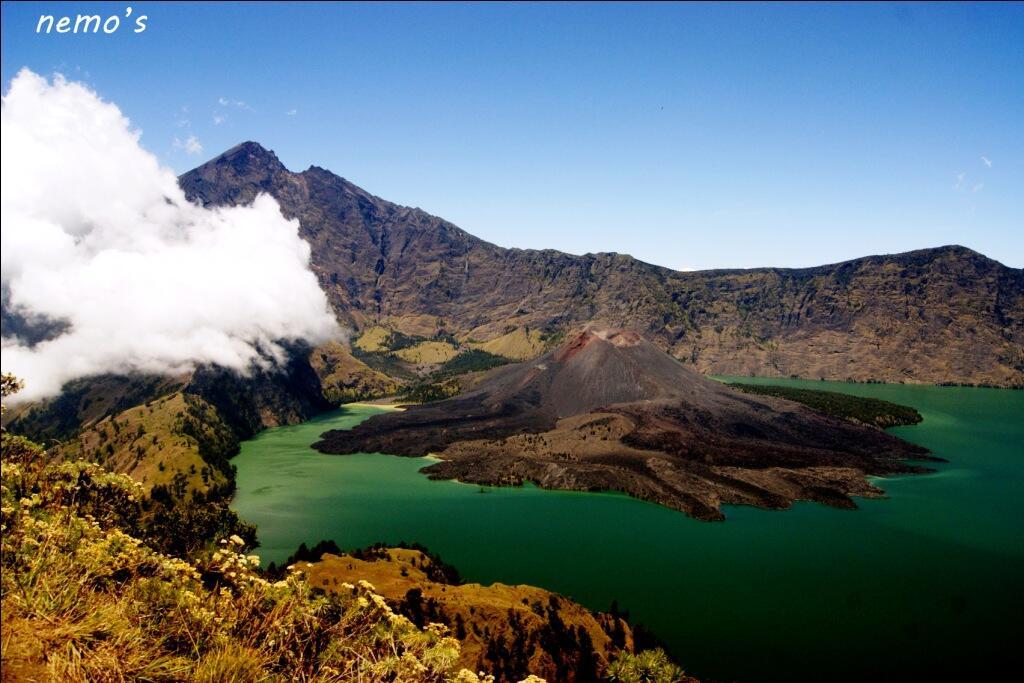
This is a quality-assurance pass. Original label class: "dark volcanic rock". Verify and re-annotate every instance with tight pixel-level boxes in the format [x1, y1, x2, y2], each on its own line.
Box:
[314, 327, 937, 520]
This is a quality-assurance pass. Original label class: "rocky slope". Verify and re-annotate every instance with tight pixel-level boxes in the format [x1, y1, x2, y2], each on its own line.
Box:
[314, 327, 937, 520]
[180, 142, 1024, 387]
[299, 546, 672, 683]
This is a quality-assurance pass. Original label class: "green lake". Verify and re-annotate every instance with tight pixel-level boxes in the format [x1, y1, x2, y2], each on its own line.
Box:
[232, 379, 1023, 682]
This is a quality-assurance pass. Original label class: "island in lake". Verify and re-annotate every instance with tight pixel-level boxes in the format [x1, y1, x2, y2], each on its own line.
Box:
[314, 326, 939, 520]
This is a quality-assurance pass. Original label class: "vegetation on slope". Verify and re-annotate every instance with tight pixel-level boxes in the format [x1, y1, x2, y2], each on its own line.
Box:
[398, 350, 515, 402]
[61, 392, 236, 495]
[435, 350, 511, 378]
[50, 390, 256, 559]
[726, 383, 923, 428]
[309, 341, 401, 404]
[348, 327, 516, 404]
[395, 340, 461, 365]
[468, 328, 547, 361]
[1, 374, 183, 442]
[351, 328, 490, 388]
[346, 325, 536, 405]
[351, 346, 421, 382]
[401, 378, 463, 404]
[354, 325, 395, 353]
[0, 376, 494, 682]
[297, 544, 694, 683]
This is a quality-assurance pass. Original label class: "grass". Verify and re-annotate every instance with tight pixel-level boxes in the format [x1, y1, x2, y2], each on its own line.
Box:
[469, 328, 545, 361]
[61, 393, 232, 495]
[310, 341, 401, 404]
[726, 383, 923, 428]
[353, 325, 393, 353]
[395, 341, 460, 365]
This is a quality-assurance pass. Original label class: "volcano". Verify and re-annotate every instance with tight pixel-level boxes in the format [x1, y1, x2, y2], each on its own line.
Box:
[314, 327, 937, 520]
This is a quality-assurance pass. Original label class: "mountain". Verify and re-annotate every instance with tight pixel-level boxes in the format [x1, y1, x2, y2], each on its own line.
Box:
[314, 327, 935, 520]
[180, 142, 1024, 387]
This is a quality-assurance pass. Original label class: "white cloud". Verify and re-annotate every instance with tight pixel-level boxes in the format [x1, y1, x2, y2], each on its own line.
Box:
[973, 182, 984, 193]
[981, 155, 992, 168]
[173, 106, 191, 130]
[218, 96, 251, 111]
[173, 134, 203, 156]
[212, 97, 252, 126]
[286, 108, 298, 116]
[1, 70, 340, 402]
[954, 172, 966, 190]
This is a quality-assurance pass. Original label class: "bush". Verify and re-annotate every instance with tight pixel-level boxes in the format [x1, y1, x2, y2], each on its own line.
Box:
[436, 350, 509, 377]
[606, 649, 690, 683]
[727, 383, 923, 428]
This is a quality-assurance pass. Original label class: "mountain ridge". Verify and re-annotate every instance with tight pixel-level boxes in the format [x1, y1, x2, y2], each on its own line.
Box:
[180, 142, 1024, 388]
[194, 143, 1001, 273]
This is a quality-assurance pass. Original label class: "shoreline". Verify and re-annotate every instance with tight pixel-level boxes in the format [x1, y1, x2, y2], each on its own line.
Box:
[342, 400, 407, 412]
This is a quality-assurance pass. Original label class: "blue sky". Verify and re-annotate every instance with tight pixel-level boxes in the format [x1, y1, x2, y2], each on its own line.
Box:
[2, 1, 1022, 270]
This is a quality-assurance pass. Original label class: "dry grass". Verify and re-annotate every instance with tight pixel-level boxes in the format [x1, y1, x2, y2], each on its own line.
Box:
[353, 326, 393, 353]
[394, 341, 460, 365]
[310, 341, 401, 404]
[469, 328, 545, 361]
[305, 548, 632, 680]
[62, 393, 226, 495]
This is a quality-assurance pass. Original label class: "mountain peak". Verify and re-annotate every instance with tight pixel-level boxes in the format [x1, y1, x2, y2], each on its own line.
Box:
[210, 141, 285, 172]
[178, 142, 290, 208]
[554, 326, 644, 363]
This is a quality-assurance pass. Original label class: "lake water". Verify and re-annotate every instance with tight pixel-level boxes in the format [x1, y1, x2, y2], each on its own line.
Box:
[232, 379, 1023, 682]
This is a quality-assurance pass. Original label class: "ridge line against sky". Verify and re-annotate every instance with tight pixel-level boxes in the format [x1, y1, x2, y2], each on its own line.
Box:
[2, 2, 1021, 270]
